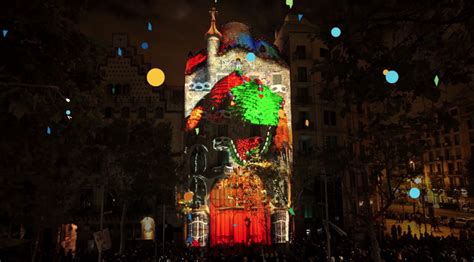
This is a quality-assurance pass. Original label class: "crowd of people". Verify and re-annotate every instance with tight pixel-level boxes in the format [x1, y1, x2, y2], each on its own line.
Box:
[65, 228, 474, 262]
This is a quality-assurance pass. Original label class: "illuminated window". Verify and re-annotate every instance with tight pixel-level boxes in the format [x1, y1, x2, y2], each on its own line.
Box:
[61, 224, 78, 255]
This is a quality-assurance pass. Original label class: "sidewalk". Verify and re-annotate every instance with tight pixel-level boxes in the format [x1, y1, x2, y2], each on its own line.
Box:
[384, 219, 459, 238]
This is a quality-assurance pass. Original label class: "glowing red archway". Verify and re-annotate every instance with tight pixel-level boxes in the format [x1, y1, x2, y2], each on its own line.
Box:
[209, 172, 271, 246]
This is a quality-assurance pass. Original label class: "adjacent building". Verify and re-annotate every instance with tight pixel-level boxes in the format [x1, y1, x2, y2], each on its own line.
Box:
[274, 14, 364, 236]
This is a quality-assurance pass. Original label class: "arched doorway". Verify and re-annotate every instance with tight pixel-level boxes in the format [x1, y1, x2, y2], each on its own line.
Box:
[140, 217, 155, 240]
[209, 170, 271, 246]
[60, 224, 78, 255]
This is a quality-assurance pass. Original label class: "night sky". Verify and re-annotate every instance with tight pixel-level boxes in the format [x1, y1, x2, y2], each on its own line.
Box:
[80, 0, 335, 85]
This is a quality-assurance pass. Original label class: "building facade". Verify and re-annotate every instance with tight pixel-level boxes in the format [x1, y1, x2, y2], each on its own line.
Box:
[422, 89, 474, 206]
[178, 9, 293, 246]
[274, 14, 365, 236]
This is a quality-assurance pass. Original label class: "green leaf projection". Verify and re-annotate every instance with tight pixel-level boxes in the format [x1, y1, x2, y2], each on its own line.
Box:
[230, 81, 283, 126]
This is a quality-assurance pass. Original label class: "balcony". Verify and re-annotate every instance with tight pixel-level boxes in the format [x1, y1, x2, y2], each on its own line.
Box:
[295, 96, 313, 105]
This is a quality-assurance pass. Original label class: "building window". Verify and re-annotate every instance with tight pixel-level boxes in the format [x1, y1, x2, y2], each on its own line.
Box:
[456, 148, 462, 159]
[450, 108, 458, 116]
[138, 107, 147, 119]
[299, 111, 309, 128]
[295, 45, 306, 59]
[448, 163, 454, 172]
[121, 107, 130, 119]
[297, 67, 308, 82]
[470, 131, 474, 143]
[104, 107, 113, 118]
[325, 136, 338, 149]
[122, 84, 131, 95]
[108, 84, 115, 95]
[155, 107, 164, 119]
[444, 136, 451, 146]
[320, 48, 329, 58]
[304, 205, 313, 219]
[456, 162, 463, 172]
[298, 136, 312, 153]
[272, 74, 282, 85]
[324, 110, 336, 126]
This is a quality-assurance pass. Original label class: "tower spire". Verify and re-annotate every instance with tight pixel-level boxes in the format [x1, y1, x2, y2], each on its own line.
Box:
[206, 7, 222, 37]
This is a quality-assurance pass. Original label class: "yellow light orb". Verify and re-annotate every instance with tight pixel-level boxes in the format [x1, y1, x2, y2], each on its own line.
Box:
[383, 69, 389, 75]
[146, 68, 165, 87]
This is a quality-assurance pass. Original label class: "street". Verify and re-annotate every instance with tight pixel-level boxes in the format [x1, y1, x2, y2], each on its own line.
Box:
[388, 204, 474, 218]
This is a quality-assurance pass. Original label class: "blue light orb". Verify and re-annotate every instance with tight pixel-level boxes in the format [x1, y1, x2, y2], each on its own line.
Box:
[386, 70, 399, 84]
[409, 187, 421, 199]
[331, 27, 341, 38]
[65, 110, 71, 116]
[246, 52, 256, 62]
[141, 42, 149, 50]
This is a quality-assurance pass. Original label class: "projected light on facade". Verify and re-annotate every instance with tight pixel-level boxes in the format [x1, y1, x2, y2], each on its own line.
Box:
[178, 8, 293, 247]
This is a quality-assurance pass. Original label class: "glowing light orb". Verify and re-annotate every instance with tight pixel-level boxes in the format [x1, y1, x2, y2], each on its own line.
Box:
[434, 75, 440, 87]
[146, 68, 165, 87]
[246, 52, 256, 62]
[331, 27, 341, 38]
[141, 42, 149, 50]
[147, 22, 152, 32]
[414, 177, 422, 184]
[2, 30, 8, 38]
[409, 187, 420, 199]
[385, 70, 399, 84]
[65, 97, 71, 103]
[383, 69, 389, 75]
[183, 191, 194, 202]
[65, 110, 71, 116]
[117, 47, 123, 57]
[298, 14, 303, 21]
[47, 126, 51, 135]
[286, 0, 293, 8]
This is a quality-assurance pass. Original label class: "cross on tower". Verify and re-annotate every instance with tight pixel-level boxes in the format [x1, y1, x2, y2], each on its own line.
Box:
[209, 7, 218, 22]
